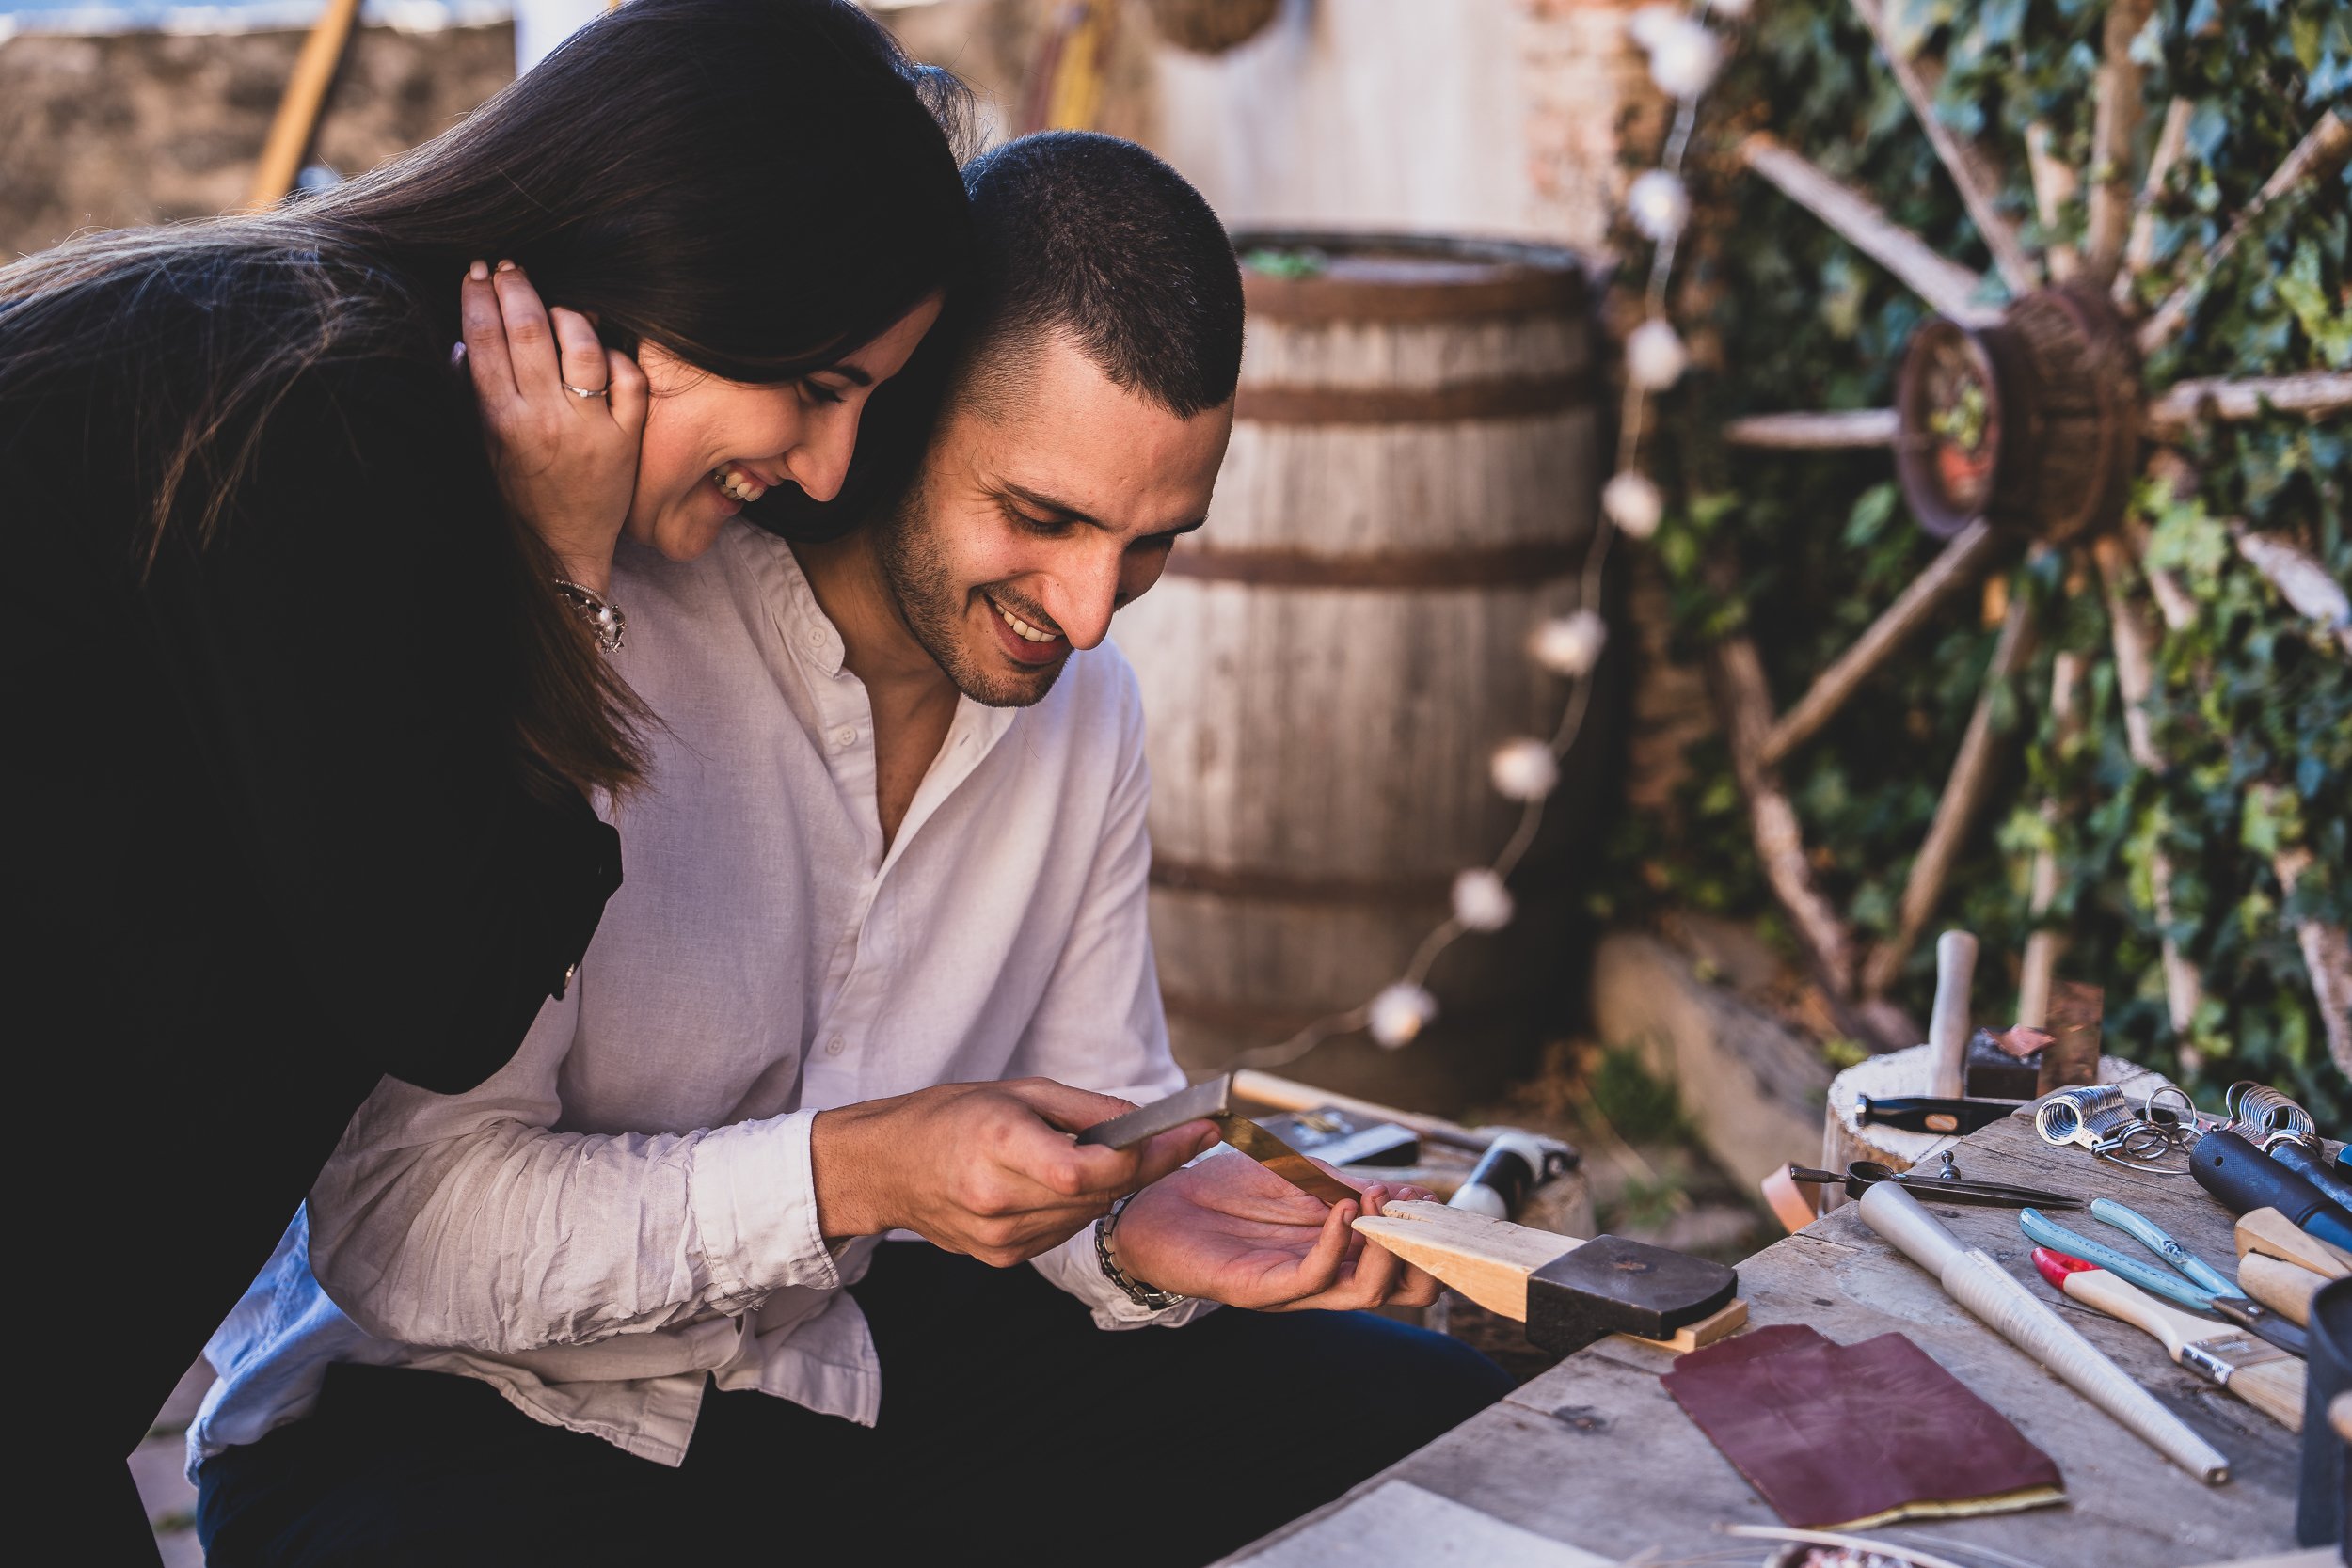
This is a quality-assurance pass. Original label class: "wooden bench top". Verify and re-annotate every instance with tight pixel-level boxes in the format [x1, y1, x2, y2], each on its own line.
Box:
[1225, 1113, 2306, 1566]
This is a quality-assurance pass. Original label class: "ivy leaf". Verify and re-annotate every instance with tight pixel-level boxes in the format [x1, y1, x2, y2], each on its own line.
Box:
[2277, 240, 2352, 363]
[1843, 482, 1901, 547]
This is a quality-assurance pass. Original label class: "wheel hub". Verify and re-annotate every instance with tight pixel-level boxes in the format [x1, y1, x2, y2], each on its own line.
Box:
[1894, 287, 2140, 544]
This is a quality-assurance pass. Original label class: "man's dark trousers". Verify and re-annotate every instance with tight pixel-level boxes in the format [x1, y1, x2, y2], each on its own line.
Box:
[199, 1242, 1513, 1567]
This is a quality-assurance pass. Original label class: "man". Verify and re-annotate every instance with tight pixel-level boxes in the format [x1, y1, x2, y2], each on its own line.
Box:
[191, 133, 1511, 1567]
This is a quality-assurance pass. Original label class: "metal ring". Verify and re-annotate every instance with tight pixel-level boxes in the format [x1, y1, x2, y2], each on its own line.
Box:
[562, 381, 609, 400]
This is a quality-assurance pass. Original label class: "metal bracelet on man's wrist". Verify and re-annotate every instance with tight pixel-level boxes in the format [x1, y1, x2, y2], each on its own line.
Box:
[1094, 1192, 1189, 1311]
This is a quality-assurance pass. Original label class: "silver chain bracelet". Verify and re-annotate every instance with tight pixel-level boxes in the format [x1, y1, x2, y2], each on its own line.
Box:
[552, 578, 626, 656]
[1094, 1193, 1189, 1311]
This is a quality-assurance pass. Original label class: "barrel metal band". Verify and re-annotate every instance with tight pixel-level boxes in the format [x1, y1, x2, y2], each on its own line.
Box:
[1150, 856, 1569, 906]
[1158, 987, 1518, 1035]
[1162, 538, 1586, 589]
[1234, 370, 1595, 425]
[1151, 859, 1454, 906]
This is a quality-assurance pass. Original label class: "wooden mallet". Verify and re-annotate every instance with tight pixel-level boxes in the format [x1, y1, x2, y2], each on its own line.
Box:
[1353, 1201, 1745, 1354]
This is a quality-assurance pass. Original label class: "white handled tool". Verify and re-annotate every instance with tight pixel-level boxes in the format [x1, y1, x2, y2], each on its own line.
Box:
[1926, 929, 1978, 1100]
[1859, 1182, 2231, 1482]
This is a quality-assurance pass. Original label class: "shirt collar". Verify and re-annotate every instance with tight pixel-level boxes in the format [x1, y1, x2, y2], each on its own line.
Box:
[727, 522, 847, 678]
[724, 520, 1022, 763]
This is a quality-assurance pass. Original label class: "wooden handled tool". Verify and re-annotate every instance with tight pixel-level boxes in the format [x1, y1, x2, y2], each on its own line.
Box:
[1926, 929, 1978, 1100]
[2239, 1252, 2323, 1328]
[2034, 1249, 2303, 1432]
[1352, 1200, 1746, 1354]
[1859, 1182, 2230, 1482]
[2236, 1206, 2352, 1279]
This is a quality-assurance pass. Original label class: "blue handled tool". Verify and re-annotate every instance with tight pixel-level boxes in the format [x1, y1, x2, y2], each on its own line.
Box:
[2020, 1198, 2308, 1357]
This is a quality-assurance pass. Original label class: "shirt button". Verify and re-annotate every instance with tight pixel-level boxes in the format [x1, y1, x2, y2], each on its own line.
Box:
[825, 1036, 846, 1056]
[804, 626, 824, 649]
[834, 726, 856, 748]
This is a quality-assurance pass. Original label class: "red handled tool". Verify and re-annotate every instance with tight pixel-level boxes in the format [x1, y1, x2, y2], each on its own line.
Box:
[2034, 1247, 2303, 1431]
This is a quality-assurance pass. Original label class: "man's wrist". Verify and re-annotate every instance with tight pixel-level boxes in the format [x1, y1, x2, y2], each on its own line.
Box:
[809, 1105, 886, 1243]
[1094, 1192, 1188, 1310]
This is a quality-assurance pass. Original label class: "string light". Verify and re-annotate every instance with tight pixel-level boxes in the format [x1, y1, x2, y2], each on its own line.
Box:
[1627, 169, 1692, 243]
[1232, 0, 1738, 1073]
[1625, 317, 1691, 389]
[1368, 982, 1438, 1049]
[1531, 609, 1609, 677]
[1451, 869, 1518, 933]
[1603, 469, 1666, 539]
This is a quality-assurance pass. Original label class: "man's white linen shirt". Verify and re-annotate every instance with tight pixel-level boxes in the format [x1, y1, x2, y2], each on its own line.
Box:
[190, 521, 1197, 1475]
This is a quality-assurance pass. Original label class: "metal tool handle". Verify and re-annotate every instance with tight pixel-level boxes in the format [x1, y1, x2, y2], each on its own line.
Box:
[2090, 1197, 2235, 1298]
[2019, 1207, 2216, 1311]
[1927, 930, 1978, 1100]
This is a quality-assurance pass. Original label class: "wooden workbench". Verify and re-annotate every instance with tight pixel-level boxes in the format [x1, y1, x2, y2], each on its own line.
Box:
[1225, 1113, 2308, 1566]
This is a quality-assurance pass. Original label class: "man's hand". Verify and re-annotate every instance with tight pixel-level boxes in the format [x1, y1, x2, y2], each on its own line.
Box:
[1106, 1154, 1443, 1312]
[810, 1079, 1216, 1268]
[459, 259, 647, 595]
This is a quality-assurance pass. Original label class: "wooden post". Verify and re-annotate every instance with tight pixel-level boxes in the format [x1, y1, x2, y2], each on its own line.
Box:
[244, 0, 363, 211]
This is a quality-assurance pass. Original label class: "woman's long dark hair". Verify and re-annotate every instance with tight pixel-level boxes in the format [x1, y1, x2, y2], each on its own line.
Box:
[0, 0, 974, 797]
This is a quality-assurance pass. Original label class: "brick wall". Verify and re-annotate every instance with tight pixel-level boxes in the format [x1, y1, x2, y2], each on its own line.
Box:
[0, 21, 515, 261]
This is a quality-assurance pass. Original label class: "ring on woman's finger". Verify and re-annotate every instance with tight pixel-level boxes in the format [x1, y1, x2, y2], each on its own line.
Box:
[562, 381, 609, 400]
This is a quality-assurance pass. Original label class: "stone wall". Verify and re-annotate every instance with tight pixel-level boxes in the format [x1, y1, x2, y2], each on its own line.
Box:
[0, 21, 515, 261]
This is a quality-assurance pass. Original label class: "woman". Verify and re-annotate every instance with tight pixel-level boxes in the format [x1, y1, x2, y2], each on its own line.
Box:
[1, 0, 969, 1543]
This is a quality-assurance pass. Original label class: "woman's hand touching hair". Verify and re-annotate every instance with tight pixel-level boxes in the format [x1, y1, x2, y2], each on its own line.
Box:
[462, 260, 648, 596]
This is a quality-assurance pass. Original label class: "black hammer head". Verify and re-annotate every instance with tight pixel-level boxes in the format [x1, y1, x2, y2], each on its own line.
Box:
[1524, 1235, 1738, 1354]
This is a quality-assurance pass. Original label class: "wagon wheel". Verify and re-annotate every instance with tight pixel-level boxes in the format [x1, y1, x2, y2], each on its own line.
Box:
[1701, 0, 2352, 1056]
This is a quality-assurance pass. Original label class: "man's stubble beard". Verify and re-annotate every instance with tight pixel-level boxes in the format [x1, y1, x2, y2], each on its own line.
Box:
[871, 475, 1067, 710]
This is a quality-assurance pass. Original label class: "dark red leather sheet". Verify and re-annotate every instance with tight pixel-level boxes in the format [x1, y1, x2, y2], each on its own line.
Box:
[1661, 1323, 2064, 1528]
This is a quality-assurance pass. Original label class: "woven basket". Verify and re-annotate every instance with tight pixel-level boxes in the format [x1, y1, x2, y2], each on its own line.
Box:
[1141, 0, 1283, 55]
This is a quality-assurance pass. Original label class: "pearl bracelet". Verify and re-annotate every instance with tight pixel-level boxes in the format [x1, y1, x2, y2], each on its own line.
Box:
[552, 578, 626, 655]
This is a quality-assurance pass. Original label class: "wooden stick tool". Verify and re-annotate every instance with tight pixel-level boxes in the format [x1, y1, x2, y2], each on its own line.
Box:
[1858, 1182, 2231, 1481]
[1351, 1200, 1746, 1354]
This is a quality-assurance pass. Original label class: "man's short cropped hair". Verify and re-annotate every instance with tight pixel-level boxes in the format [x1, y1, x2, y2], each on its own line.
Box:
[959, 131, 1244, 420]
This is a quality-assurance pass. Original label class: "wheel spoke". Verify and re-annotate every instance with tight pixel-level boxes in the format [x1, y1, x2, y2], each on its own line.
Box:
[2136, 109, 2352, 356]
[2093, 536, 2203, 1034]
[1742, 135, 2001, 325]
[2118, 97, 2195, 299]
[1723, 409, 1900, 449]
[2082, 0, 2156, 285]
[2233, 525, 2352, 656]
[2144, 372, 2352, 436]
[1760, 521, 2006, 768]
[2017, 641, 2090, 1028]
[1860, 567, 2040, 998]
[2025, 120, 2081, 283]
[2274, 852, 2352, 1076]
[1847, 0, 2040, 296]
[1708, 626, 1863, 1000]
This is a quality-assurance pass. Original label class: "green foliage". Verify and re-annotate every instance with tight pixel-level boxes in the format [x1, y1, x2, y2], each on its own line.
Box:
[1588, 1043, 1693, 1143]
[1613, 0, 2349, 1121]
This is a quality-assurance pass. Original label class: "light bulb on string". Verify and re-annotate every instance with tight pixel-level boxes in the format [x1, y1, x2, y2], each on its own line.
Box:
[1627, 169, 1691, 243]
[1648, 15, 1722, 99]
[1531, 609, 1609, 677]
[1368, 982, 1438, 1049]
[1627, 3, 1680, 50]
[1627, 318, 1689, 389]
[1603, 470, 1664, 539]
[1451, 868, 1516, 932]
[1490, 737, 1559, 801]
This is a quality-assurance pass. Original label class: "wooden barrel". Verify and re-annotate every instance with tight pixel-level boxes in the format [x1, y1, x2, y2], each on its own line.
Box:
[1117, 232, 1602, 1110]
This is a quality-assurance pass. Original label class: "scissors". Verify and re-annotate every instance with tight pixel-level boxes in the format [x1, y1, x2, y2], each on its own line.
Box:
[2021, 1197, 2308, 1356]
[1786, 1159, 2084, 1210]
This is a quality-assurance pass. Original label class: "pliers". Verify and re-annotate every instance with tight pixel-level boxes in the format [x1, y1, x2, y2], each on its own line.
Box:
[2021, 1196, 2308, 1356]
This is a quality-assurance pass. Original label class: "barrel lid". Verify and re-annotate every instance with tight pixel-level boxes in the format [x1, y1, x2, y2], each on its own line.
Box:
[1235, 231, 1590, 323]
